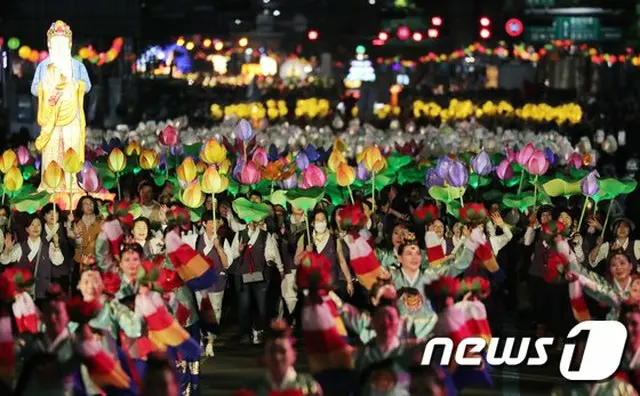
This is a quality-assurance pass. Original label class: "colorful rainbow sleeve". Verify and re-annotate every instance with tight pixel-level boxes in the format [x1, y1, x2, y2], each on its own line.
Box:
[82, 339, 130, 390]
[302, 301, 354, 374]
[165, 230, 217, 291]
[103, 219, 124, 258]
[135, 291, 200, 359]
[344, 234, 386, 290]
[12, 292, 38, 334]
[323, 295, 347, 338]
[569, 277, 591, 322]
[426, 231, 446, 267]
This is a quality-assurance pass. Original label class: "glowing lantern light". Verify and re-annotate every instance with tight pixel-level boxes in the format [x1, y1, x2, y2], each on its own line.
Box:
[308, 30, 319, 40]
[480, 17, 491, 27]
[214, 41, 224, 51]
[176, 37, 185, 46]
[480, 28, 491, 39]
[238, 37, 248, 47]
[432, 17, 443, 26]
[203, 39, 212, 48]
[18, 46, 31, 59]
[412, 32, 423, 42]
[7, 37, 20, 50]
[186, 42, 195, 50]
[428, 29, 439, 39]
[378, 31, 389, 41]
[396, 26, 410, 40]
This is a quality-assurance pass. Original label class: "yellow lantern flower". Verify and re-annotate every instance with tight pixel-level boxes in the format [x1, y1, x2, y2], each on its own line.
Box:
[197, 161, 207, 174]
[180, 181, 206, 209]
[328, 149, 346, 173]
[200, 139, 227, 164]
[107, 148, 126, 174]
[3, 166, 23, 192]
[139, 149, 159, 170]
[62, 148, 83, 174]
[218, 159, 231, 175]
[333, 137, 347, 153]
[125, 140, 141, 156]
[43, 161, 64, 189]
[177, 157, 198, 185]
[336, 162, 356, 187]
[201, 166, 229, 194]
[362, 146, 386, 173]
[0, 150, 18, 174]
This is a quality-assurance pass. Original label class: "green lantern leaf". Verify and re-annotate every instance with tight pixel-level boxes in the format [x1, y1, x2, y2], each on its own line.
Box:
[286, 187, 325, 212]
[428, 186, 466, 204]
[227, 178, 240, 197]
[189, 207, 204, 222]
[569, 168, 589, 180]
[374, 168, 396, 191]
[397, 167, 426, 185]
[253, 179, 272, 197]
[387, 154, 412, 171]
[468, 174, 491, 189]
[541, 178, 582, 197]
[11, 191, 50, 214]
[592, 178, 638, 202]
[153, 173, 167, 187]
[502, 191, 549, 212]
[21, 165, 37, 180]
[500, 175, 521, 188]
[446, 201, 462, 217]
[267, 190, 288, 207]
[232, 198, 271, 223]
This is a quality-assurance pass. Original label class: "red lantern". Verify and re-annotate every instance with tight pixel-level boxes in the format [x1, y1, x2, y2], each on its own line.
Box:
[396, 26, 410, 40]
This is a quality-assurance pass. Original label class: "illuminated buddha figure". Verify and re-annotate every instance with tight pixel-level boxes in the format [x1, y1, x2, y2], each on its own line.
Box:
[31, 20, 91, 192]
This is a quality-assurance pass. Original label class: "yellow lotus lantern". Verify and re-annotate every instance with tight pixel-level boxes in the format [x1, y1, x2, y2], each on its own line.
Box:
[201, 166, 228, 194]
[328, 149, 346, 173]
[0, 150, 18, 174]
[177, 157, 198, 185]
[62, 148, 83, 174]
[218, 159, 231, 175]
[181, 181, 206, 209]
[139, 149, 159, 170]
[107, 148, 126, 174]
[361, 146, 386, 173]
[125, 140, 142, 156]
[200, 139, 227, 164]
[336, 163, 356, 187]
[4, 166, 23, 192]
[43, 161, 64, 190]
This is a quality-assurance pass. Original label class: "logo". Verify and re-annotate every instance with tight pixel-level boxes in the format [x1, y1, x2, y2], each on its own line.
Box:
[421, 321, 627, 381]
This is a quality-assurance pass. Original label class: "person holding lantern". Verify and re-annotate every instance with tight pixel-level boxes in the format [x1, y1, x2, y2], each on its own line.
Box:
[589, 218, 640, 269]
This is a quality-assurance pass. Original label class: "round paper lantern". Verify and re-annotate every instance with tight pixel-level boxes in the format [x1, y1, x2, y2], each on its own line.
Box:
[39, 51, 48, 61]
[28, 50, 39, 63]
[396, 26, 410, 40]
[7, 37, 20, 50]
[18, 46, 31, 59]
[78, 47, 91, 59]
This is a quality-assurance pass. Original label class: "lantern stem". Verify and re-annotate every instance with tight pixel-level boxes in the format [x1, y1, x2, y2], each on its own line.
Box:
[532, 175, 539, 212]
[601, 200, 614, 238]
[371, 171, 376, 212]
[305, 212, 311, 248]
[212, 193, 217, 238]
[347, 185, 355, 204]
[577, 196, 589, 232]
[517, 169, 525, 197]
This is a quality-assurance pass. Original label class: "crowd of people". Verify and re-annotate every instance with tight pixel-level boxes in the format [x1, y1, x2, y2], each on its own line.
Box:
[0, 164, 638, 396]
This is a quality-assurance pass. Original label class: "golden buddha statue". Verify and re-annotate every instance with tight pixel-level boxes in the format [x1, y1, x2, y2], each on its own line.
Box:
[31, 20, 91, 193]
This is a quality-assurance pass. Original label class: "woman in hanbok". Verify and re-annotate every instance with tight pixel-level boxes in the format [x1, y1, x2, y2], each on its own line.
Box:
[356, 287, 420, 396]
[294, 209, 354, 301]
[194, 212, 231, 357]
[41, 203, 73, 293]
[374, 223, 425, 271]
[0, 215, 65, 303]
[132, 217, 164, 257]
[71, 268, 142, 395]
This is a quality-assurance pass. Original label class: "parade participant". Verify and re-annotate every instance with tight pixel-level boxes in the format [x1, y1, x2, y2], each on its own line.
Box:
[18, 284, 83, 396]
[70, 196, 103, 281]
[132, 217, 163, 257]
[0, 215, 65, 301]
[589, 218, 640, 269]
[356, 286, 420, 396]
[41, 203, 73, 293]
[194, 212, 231, 356]
[228, 199, 284, 345]
[117, 243, 144, 300]
[294, 209, 354, 300]
[137, 181, 164, 226]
